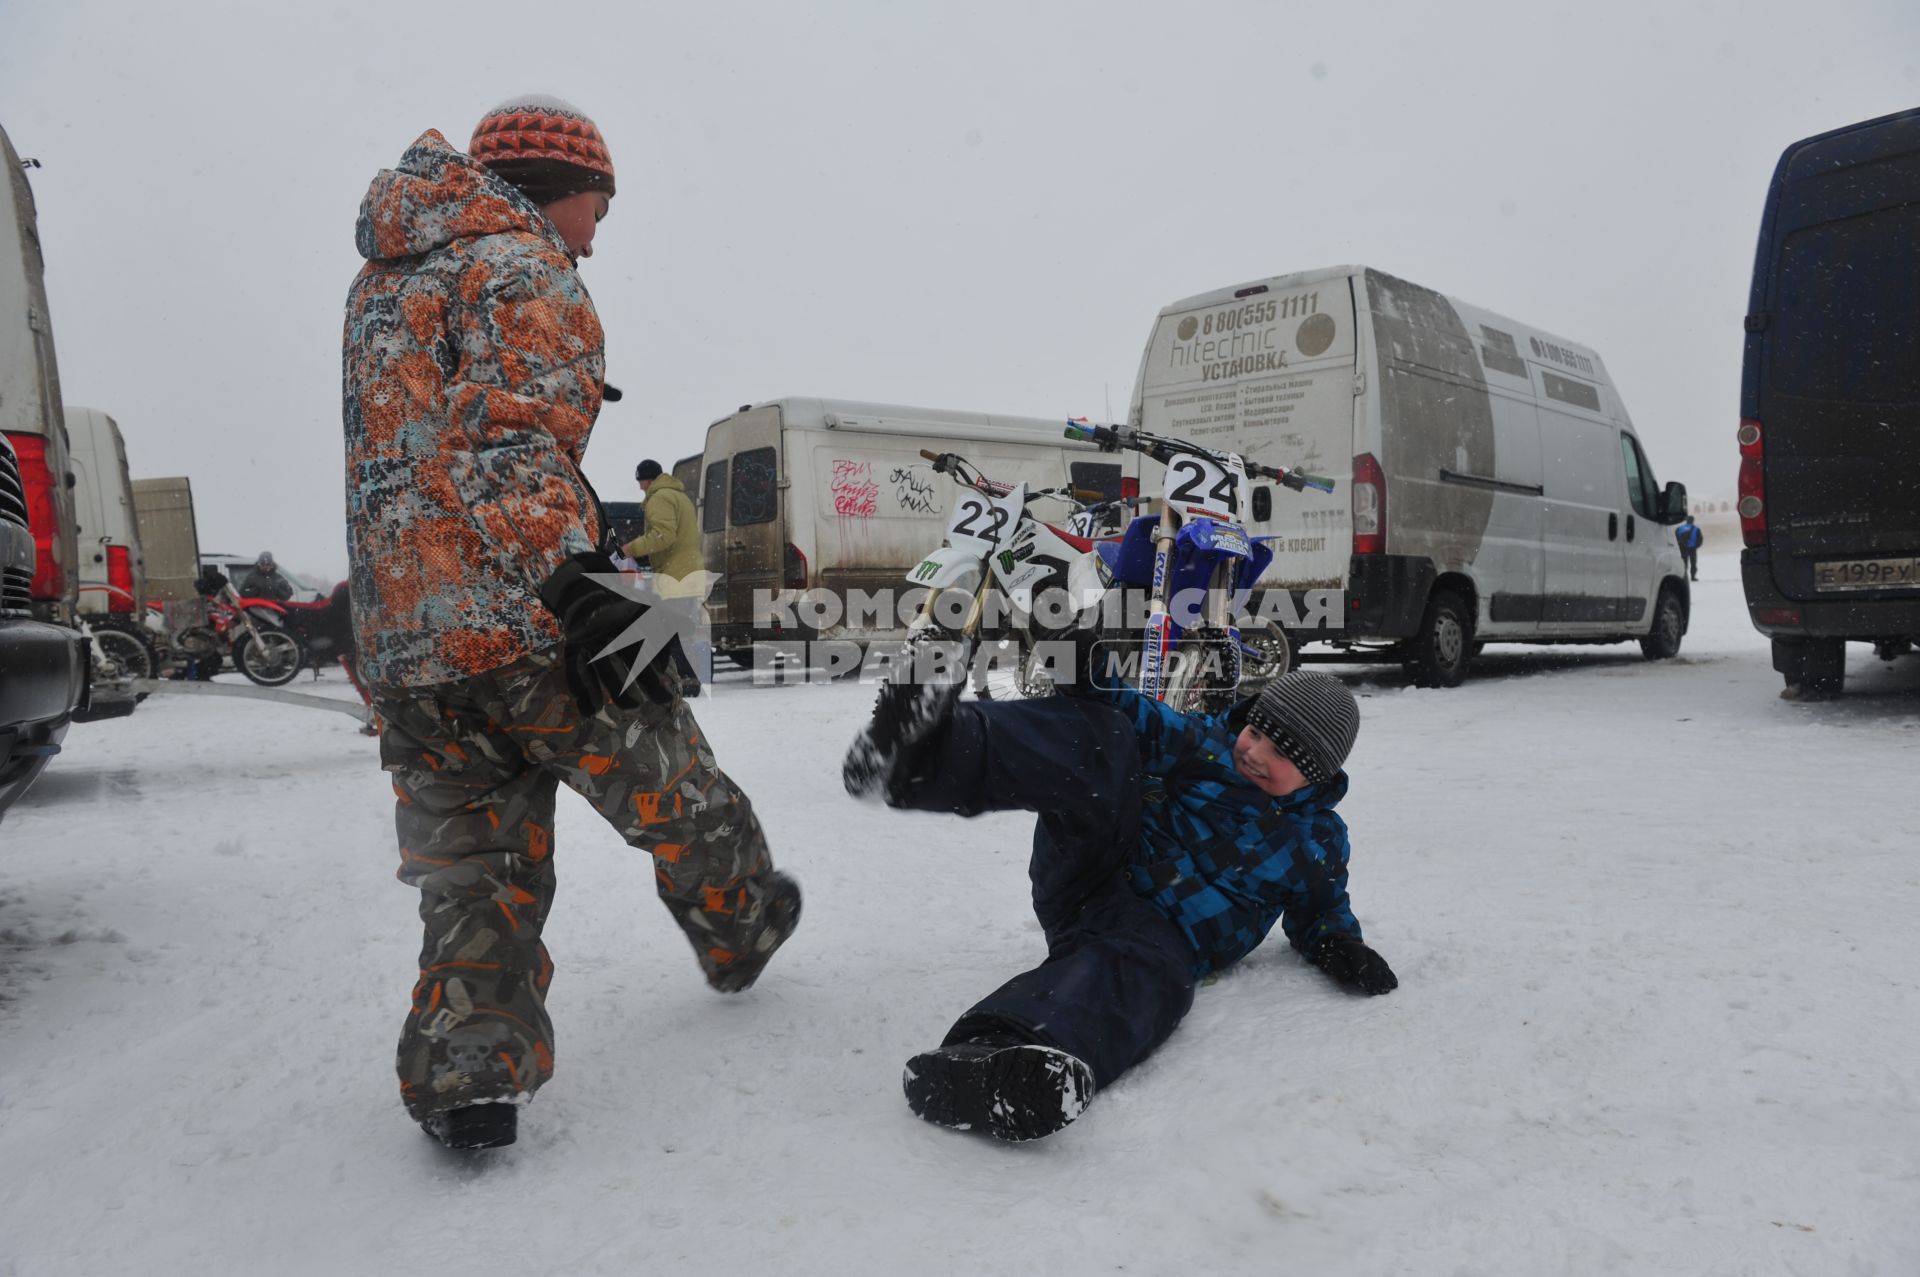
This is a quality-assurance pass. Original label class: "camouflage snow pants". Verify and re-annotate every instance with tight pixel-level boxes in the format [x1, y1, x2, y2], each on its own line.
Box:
[376, 648, 785, 1120]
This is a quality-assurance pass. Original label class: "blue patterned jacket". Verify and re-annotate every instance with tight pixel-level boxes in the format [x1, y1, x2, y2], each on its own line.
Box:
[1088, 684, 1363, 976]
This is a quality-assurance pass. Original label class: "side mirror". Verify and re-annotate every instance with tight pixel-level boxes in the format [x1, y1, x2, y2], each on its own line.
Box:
[1659, 481, 1689, 525]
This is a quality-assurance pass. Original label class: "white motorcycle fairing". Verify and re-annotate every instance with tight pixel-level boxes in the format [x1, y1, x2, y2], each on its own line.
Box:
[904, 546, 988, 592]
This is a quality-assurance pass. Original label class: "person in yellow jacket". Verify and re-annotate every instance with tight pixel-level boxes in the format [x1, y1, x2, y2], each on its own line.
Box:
[625, 459, 708, 599]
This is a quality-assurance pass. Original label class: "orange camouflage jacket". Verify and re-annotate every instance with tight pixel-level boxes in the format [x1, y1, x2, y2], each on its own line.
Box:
[343, 130, 605, 689]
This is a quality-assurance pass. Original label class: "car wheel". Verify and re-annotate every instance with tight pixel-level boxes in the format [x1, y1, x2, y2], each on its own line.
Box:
[1405, 589, 1474, 688]
[1640, 587, 1686, 659]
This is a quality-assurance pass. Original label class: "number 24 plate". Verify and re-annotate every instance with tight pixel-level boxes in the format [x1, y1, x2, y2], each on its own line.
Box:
[1813, 556, 1920, 591]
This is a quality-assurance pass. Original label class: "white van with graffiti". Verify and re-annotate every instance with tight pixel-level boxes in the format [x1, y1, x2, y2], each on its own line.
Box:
[1129, 266, 1693, 685]
[697, 397, 1139, 664]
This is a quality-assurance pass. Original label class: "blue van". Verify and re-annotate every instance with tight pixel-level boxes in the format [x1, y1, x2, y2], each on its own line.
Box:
[1739, 108, 1920, 696]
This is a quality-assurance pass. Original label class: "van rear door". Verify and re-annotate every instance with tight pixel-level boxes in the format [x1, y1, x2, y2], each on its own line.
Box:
[131, 477, 199, 602]
[1133, 278, 1356, 591]
[1754, 133, 1920, 599]
[701, 405, 784, 635]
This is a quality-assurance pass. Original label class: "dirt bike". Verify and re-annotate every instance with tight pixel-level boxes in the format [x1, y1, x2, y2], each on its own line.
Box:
[176, 570, 307, 688]
[1063, 418, 1336, 715]
[896, 449, 1111, 701]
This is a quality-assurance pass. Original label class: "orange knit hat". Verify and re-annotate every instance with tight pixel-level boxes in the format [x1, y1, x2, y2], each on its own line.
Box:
[470, 95, 615, 197]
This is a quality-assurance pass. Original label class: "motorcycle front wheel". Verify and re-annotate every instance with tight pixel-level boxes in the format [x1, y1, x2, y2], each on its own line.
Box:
[234, 630, 305, 687]
[1236, 619, 1293, 694]
[972, 636, 1057, 702]
[1163, 626, 1240, 718]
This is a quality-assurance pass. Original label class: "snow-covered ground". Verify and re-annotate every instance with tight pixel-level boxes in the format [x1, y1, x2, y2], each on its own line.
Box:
[4, 549, 1917, 1276]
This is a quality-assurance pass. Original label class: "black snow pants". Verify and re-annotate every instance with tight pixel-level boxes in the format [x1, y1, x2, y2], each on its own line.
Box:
[894, 696, 1196, 1090]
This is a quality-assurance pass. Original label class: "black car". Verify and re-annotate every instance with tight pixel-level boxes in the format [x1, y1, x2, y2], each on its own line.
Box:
[0, 432, 88, 824]
[1739, 107, 1920, 696]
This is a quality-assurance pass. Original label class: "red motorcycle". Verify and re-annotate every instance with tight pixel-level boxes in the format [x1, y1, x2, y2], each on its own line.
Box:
[180, 571, 362, 692]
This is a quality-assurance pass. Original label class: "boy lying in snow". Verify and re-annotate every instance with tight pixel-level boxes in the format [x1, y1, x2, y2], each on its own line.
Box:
[843, 659, 1396, 1141]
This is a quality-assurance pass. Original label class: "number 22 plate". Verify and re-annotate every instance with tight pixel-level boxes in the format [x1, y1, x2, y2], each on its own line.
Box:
[944, 483, 1027, 556]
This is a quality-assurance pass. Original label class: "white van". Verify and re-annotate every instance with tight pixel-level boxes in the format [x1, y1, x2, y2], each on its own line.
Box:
[63, 406, 146, 616]
[1130, 266, 1692, 685]
[698, 397, 1139, 662]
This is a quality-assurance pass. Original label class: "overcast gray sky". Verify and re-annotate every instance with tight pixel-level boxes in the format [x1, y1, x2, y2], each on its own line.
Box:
[5, 0, 1915, 580]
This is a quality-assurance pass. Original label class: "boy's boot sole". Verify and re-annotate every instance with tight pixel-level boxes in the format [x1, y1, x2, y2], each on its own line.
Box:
[902, 1042, 1095, 1142]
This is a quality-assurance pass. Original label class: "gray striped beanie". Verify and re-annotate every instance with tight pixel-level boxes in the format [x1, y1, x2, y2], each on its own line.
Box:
[1242, 672, 1359, 785]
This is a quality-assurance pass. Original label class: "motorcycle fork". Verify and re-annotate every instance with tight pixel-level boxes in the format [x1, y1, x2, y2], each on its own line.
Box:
[1207, 559, 1245, 689]
[1140, 524, 1178, 701]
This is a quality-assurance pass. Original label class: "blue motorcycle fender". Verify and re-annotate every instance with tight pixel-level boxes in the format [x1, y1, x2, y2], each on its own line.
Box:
[1101, 514, 1161, 586]
[1182, 517, 1252, 560]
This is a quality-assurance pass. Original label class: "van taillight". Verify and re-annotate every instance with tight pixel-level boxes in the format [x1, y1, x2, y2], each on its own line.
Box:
[1352, 452, 1386, 555]
[1736, 418, 1767, 548]
[106, 545, 135, 613]
[783, 542, 808, 590]
[1120, 477, 1140, 500]
[4, 431, 66, 599]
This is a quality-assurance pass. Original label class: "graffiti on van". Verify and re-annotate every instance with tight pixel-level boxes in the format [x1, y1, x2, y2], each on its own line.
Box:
[889, 466, 938, 515]
[831, 460, 879, 518]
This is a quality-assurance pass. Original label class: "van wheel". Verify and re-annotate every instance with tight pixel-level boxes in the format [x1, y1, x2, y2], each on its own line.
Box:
[1774, 637, 1845, 699]
[1405, 589, 1474, 688]
[1640, 587, 1686, 660]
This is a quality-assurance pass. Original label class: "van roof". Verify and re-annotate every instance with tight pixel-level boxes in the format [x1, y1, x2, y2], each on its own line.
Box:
[718, 396, 1071, 443]
[1153, 265, 1366, 317]
[1149, 265, 1613, 393]
[1778, 106, 1920, 185]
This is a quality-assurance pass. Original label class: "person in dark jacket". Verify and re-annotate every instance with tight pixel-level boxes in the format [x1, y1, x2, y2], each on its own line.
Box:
[238, 551, 294, 602]
[843, 659, 1396, 1142]
[1675, 514, 1703, 581]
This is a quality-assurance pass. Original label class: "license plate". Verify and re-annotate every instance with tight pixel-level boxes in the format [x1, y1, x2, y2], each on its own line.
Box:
[1813, 556, 1920, 591]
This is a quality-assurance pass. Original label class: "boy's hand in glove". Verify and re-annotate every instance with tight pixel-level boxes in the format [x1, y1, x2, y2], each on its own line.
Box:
[537, 551, 678, 711]
[1310, 934, 1398, 995]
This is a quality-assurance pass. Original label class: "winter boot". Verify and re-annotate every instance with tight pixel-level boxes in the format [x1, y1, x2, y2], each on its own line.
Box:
[420, 1103, 518, 1150]
[708, 871, 803, 994]
[841, 632, 970, 804]
[902, 1034, 1096, 1142]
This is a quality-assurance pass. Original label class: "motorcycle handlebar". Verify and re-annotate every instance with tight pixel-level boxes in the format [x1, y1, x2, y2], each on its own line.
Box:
[1069, 418, 1337, 494]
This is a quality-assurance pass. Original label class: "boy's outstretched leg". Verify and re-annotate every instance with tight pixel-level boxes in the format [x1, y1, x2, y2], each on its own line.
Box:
[842, 633, 972, 803]
[902, 1032, 1095, 1142]
[852, 684, 1196, 1140]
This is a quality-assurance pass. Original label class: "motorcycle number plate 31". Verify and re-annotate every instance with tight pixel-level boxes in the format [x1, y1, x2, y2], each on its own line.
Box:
[945, 483, 1028, 556]
[1162, 453, 1248, 526]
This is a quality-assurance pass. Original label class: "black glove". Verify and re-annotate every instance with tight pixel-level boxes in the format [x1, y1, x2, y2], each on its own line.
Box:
[1309, 934, 1398, 995]
[537, 551, 677, 710]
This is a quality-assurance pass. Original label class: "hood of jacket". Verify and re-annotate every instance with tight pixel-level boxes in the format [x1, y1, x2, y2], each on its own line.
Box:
[354, 129, 565, 264]
[646, 473, 687, 497]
